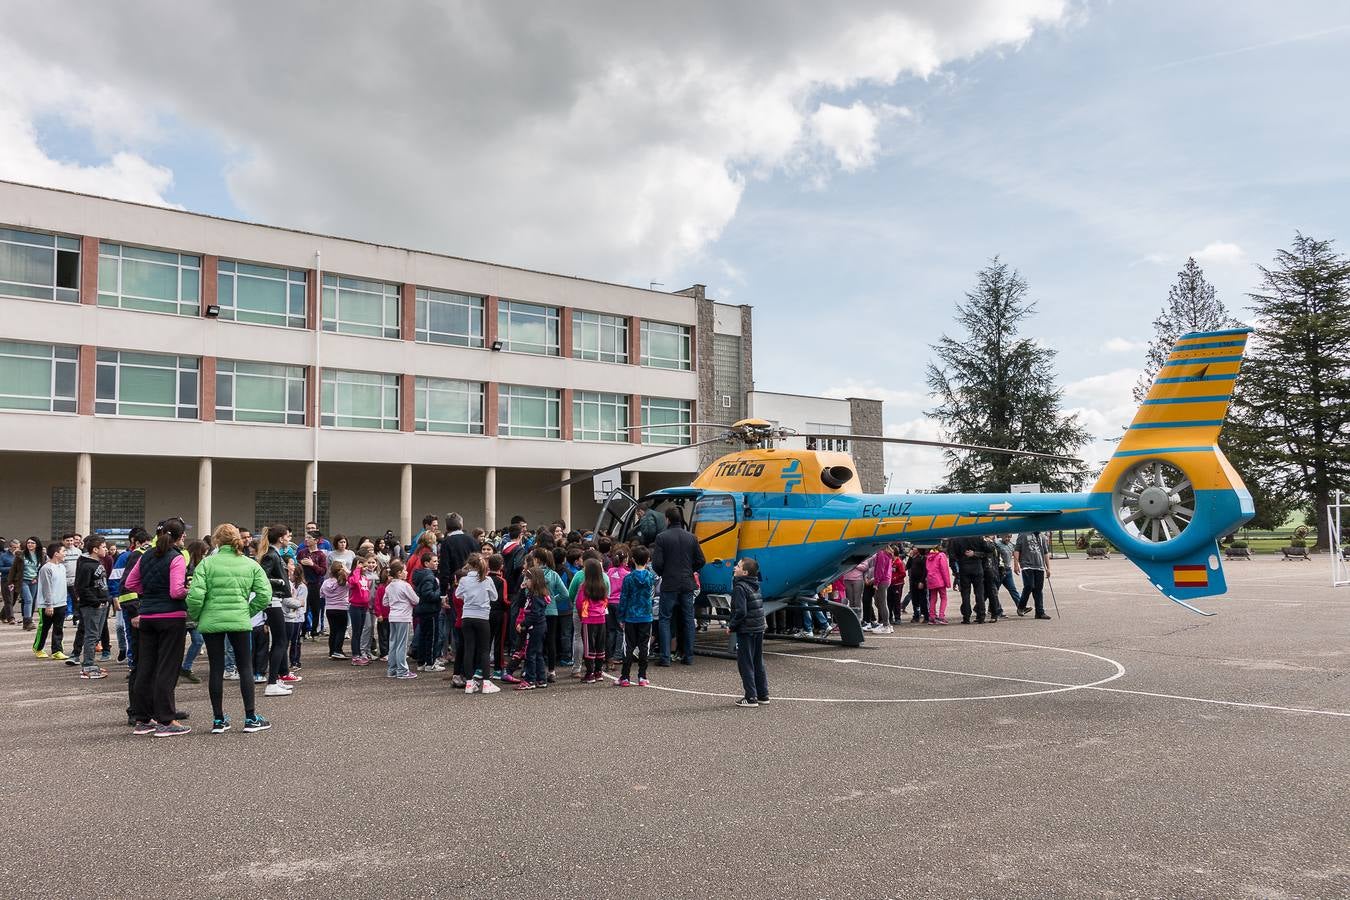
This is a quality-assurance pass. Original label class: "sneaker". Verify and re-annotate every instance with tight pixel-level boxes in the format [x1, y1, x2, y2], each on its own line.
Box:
[862, 623, 876, 632]
[514, 682, 534, 691]
[491, 669, 503, 680]
[211, 717, 231, 734]
[100, 651, 111, 661]
[65, 657, 78, 666]
[263, 683, 292, 696]
[179, 669, 201, 684]
[396, 672, 418, 679]
[34, 650, 49, 659]
[465, 680, 479, 695]
[617, 678, 631, 687]
[1016, 605, 1029, 617]
[501, 673, 521, 684]
[279, 673, 302, 684]
[329, 652, 347, 660]
[758, 697, 771, 705]
[154, 723, 191, 738]
[253, 675, 266, 684]
[223, 669, 240, 680]
[877, 625, 894, 635]
[117, 650, 127, 662]
[638, 678, 650, 686]
[736, 698, 759, 708]
[451, 675, 466, 688]
[479, 680, 501, 694]
[50, 651, 67, 661]
[425, 663, 446, 673]
[79, 669, 107, 680]
[1035, 613, 1052, 620]
[242, 715, 271, 733]
[132, 721, 157, 735]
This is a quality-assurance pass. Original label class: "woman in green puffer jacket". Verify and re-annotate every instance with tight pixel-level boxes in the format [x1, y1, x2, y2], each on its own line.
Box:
[187, 523, 274, 734]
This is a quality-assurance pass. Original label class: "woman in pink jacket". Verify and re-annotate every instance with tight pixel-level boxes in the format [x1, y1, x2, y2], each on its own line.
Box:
[925, 545, 953, 624]
[867, 546, 894, 634]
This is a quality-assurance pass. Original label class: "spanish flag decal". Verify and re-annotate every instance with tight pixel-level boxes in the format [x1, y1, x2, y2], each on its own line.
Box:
[1173, 564, 1209, 588]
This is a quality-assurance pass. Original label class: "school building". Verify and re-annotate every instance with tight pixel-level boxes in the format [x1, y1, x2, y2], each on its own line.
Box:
[0, 179, 759, 542]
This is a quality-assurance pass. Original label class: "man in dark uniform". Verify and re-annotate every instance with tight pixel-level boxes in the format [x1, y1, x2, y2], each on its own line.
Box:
[947, 535, 989, 624]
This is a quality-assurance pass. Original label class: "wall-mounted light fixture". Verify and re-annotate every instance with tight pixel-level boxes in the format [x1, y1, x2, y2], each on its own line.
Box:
[205, 305, 221, 318]
[491, 340, 503, 351]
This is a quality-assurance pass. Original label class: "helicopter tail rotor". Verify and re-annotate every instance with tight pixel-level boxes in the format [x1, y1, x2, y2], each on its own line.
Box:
[1084, 328, 1255, 612]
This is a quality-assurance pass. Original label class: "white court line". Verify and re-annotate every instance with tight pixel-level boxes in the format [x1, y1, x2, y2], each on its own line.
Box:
[1075, 582, 1306, 604]
[626, 637, 1125, 704]
[635, 636, 1350, 718]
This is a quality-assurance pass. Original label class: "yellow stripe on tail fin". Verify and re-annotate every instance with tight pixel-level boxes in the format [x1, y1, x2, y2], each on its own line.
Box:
[1091, 328, 1251, 495]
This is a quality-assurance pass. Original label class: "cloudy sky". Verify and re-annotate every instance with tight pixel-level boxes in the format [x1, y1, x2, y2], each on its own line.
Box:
[2, 1, 1347, 489]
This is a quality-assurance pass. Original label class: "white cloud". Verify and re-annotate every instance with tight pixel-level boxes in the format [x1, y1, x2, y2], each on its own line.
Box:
[1062, 367, 1140, 468]
[821, 380, 930, 408]
[1140, 252, 1172, 265]
[0, 47, 174, 206]
[1191, 241, 1246, 266]
[1100, 337, 1146, 353]
[809, 101, 881, 172]
[0, 1, 1069, 281]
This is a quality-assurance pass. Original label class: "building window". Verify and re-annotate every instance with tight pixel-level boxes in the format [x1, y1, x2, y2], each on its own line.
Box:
[216, 360, 306, 425]
[0, 227, 80, 303]
[97, 243, 200, 316]
[217, 261, 307, 328]
[573, 391, 629, 442]
[321, 274, 400, 338]
[640, 320, 692, 370]
[498, 384, 561, 439]
[572, 311, 629, 363]
[415, 288, 484, 347]
[320, 369, 399, 430]
[0, 340, 77, 413]
[497, 300, 560, 355]
[415, 377, 484, 434]
[641, 396, 692, 445]
[805, 423, 850, 453]
[94, 350, 199, 419]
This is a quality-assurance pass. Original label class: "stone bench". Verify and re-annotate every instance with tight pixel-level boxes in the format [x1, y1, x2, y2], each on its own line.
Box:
[1224, 546, 1252, 560]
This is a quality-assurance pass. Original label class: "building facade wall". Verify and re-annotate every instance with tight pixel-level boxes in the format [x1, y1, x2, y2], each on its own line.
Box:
[0, 180, 732, 541]
[848, 397, 885, 493]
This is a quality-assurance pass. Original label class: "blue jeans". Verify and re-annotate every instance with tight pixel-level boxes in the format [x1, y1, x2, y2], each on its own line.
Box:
[800, 608, 828, 634]
[21, 580, 37, 622]
[387, 621, 411, 676]
[658, 590, 696, 664]
[999, 570, 1024, 608]
[349, 607, 367, 659]
[182, 628, 204, 671]
[434, 609, 449, 660]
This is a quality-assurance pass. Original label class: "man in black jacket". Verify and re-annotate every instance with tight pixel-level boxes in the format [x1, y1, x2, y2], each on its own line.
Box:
[438, 513, 478, 589]
[948, 535, 988, 624]
[651, 507, 705, 667]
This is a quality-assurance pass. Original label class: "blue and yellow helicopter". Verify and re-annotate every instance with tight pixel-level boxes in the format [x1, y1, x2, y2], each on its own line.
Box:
[562, 329, 1254, 645]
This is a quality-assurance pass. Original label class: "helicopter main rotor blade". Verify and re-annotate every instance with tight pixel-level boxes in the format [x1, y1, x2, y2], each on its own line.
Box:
[621, 422, 734, 431]
[797, 433, 1081, 463]
[543, 433, 735, 492]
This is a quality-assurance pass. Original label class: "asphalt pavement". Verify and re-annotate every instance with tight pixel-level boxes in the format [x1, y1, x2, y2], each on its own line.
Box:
[2, 555, 1347, 899]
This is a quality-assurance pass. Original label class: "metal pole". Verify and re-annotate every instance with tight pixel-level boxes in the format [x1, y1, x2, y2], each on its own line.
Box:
[311, 249, 322, 525]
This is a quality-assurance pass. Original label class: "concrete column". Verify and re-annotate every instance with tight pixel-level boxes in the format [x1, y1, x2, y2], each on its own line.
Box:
[400, 463, 413, 547]
[197, 457, 213, 538]
[484, 467, 497, 532]
[201, 255, 218, 317]
[304, 461, 318, 524]
[559, 469, 572, 528]
[629, 470, 640, 499]
[75, 452, 92, 535]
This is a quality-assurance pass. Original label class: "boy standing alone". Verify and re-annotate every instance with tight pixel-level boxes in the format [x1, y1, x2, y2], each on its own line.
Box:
[729, 558, 768, 708]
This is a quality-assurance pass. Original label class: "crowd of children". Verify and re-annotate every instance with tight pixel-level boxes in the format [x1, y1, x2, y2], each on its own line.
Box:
[8, 510, 1055, 735]
[7, 510, 780, 735]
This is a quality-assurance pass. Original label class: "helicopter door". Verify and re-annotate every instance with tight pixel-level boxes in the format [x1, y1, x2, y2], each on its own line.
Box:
[594, 488, 638, 540]
[689, 492, 740, 594]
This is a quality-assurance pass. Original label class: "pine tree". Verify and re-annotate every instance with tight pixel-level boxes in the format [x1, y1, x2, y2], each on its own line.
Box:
[925, 259, 1090, 493]
[1134, 257, 1243, 402]
[1227, 234, 1350, 549]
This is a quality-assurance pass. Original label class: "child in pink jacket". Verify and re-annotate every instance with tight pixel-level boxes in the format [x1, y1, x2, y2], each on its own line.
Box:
[925, 546, 953, 623]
